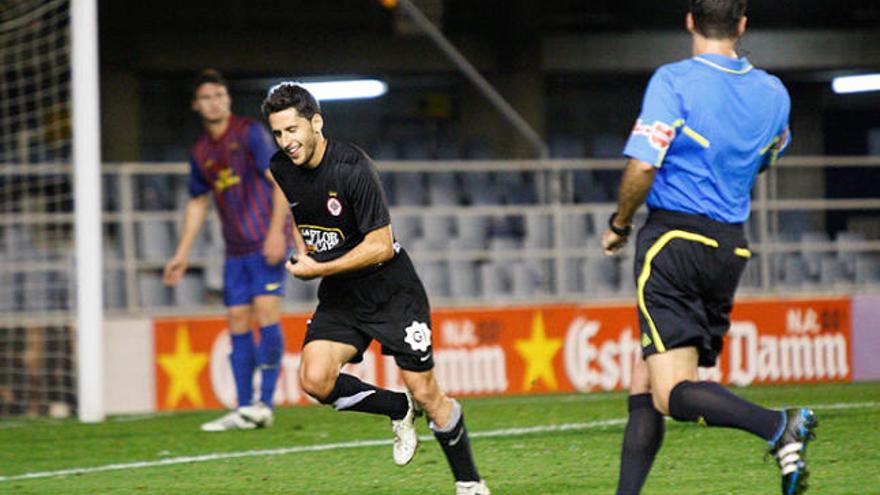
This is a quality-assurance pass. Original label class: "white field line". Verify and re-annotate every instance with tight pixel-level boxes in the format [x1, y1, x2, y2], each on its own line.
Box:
[0, 400, 876, 483]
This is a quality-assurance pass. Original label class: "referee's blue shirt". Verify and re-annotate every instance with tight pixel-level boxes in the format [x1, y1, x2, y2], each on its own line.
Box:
[623, 53, 791, 224]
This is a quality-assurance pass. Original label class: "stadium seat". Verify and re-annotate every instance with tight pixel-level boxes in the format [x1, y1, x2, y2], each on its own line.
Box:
[173, 273, 205, 306]
[523, 212, 552, 249]
[392, 172, 426, 206]
[414, 259, 449, 298]
[422, 214, 455, 247]
[137, 220, 172, 261]
[104, 269, 126, 309]
[818, 256, 843, 287]
[393, 215, 422, 245]
[564, 214, 590, 246]
[573, 171, 610, 203]
[478, 261, 508, 300]
[835, 230, 865, 280]
[778, 254, 806, 287]
[454, 215, 489, 250]
[138, 272, 169, 307]
[461, 171, 499, 205]
[448, 260, 479, 298]
[511, 261, 544, 298]
[426, 172, 458, 206]
[799, 231, 831, 279]
[581, 256, 620, 294]
[855, 255, 880, 286]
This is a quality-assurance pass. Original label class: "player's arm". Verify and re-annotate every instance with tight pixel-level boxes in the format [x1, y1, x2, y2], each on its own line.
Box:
[262, 170, 293, 264]
[267, 169, 308, 257]
[288, 225, 393, 280]
[163, 193, 210, 285]
[602, 158, 656, 255]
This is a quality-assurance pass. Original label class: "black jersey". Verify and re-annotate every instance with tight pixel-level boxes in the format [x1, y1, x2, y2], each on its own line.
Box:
[270, 140, 394, 267]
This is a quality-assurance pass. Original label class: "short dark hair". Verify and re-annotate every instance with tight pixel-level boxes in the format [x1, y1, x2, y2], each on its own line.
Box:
[261, 83, 321, 121]
[192, 68, 228, 96]
[689, 0, 747, 40]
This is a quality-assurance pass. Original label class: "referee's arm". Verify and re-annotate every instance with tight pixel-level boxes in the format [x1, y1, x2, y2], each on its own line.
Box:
[603, 158, 656, 255]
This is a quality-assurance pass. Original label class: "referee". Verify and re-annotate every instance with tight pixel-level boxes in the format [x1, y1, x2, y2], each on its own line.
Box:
[602, 2, 816, 494]
[263, 83, 489, 495]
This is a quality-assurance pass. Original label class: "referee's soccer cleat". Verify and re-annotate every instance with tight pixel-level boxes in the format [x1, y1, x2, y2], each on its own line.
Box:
[238, 401, 274, 428]
[455, 480, 491, 495]
[770, 408, 818, 495]
[200, 410, 258, 432]
[391, 392, 421, 466]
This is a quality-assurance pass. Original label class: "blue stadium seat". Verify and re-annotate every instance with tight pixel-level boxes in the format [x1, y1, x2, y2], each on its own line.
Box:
[138, 272, 169, 307]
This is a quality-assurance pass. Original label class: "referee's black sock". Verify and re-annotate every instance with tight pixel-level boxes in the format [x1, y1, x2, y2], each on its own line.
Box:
[431, 400, 481, 482]
[668, 381, 784, 441]
[616, 394, 664, 495]
[320, 373, 409, 420]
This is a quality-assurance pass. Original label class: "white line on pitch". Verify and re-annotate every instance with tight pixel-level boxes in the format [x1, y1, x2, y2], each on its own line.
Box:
[0, 400, 876, 483]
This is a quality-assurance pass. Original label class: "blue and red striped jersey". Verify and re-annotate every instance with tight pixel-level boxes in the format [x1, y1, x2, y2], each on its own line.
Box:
[189, 114, 287, 255]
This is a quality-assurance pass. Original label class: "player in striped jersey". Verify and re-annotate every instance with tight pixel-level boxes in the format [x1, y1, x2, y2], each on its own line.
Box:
[164, 69, 297, 431]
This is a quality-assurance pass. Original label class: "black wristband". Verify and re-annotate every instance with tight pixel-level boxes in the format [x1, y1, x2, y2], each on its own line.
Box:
[608, 212, 633, 237]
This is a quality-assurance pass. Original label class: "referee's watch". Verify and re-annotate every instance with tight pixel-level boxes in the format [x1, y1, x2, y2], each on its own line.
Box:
[608, 212, 633, 238]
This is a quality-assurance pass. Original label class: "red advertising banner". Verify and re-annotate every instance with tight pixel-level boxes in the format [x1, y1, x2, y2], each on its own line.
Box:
[154, 298, 852, 411]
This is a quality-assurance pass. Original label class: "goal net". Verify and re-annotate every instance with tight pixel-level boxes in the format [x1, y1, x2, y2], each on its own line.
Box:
[0, 0, 77, 418]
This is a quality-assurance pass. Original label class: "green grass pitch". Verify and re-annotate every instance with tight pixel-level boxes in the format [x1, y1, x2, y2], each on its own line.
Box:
[1, 382, 878, 494]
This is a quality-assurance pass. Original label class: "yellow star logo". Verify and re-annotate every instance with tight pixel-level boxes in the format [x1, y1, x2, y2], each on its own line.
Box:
[157, 325, 208, 408]
[514, 311, 563, 391]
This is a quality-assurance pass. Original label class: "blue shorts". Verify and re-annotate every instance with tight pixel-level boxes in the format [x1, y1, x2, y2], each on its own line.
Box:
[223, 252, 286, 307]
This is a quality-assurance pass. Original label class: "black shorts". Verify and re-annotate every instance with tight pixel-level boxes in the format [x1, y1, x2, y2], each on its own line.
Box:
[303, 249, 434, 372]
[634, 209, 750, 367]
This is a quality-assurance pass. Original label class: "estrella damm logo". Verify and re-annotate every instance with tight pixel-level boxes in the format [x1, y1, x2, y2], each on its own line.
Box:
[299, 225, 345, 254]
[213, 168, 241, 192]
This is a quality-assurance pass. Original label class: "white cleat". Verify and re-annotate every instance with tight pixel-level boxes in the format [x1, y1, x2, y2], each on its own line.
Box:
[238, 401, 274, 428]
[200, 410, 257, 432]
[391, 392, 420, 466]
[455, 480, 491, 495]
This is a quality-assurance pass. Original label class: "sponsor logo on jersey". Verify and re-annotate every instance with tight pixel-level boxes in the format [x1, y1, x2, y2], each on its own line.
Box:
[265, 283, 281, 291]
[299, 225, 344, 253]
[631, 118, 675, 151]
[213, 168, 241, 192]
[404, 321, 432, 352]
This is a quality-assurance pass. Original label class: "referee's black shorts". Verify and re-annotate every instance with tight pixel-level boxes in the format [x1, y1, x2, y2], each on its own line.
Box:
[303, 249, 434, 372]
[633, 209, 751, 367]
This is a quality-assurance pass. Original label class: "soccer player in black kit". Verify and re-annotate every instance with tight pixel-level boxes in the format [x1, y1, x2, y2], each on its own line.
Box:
[262, 83, 490, 495]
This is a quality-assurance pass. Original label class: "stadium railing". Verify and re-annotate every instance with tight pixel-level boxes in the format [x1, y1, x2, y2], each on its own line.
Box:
[1, 156, 879, 321]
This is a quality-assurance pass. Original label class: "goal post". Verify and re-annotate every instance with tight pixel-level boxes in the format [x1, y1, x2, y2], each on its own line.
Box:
[71, 0, 104, 422]
[0, 0, 104, 421]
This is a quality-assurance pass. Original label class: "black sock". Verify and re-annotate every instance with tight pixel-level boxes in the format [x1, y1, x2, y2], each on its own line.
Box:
[431, 400, 480, 482]
[616, 394, 664, 495]
[320, 373, 409, 420]
[668, 381, 784, 441]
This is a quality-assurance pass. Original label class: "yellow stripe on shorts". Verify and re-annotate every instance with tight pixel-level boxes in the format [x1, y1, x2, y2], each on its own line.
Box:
[637, 230, 719, 353]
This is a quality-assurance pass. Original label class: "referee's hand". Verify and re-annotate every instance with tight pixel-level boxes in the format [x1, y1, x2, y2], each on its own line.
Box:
[602, 229, 628, 256]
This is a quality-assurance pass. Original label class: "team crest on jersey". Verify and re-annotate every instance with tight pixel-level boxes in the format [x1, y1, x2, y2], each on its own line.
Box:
[632, 119, 675, 151]
[326, 192, 343, 216]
